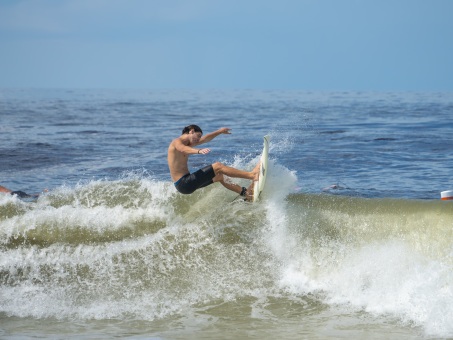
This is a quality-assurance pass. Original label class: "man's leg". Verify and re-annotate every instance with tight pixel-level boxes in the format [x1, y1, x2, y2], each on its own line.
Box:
[219, 178, 242, 194]
[216, 176, 253, 200]
[212, 162, 259, 181]
[213, 161, 261, 200]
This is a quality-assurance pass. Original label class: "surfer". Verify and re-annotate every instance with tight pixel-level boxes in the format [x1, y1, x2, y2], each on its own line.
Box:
[168, 125, 259, 200]
[0, 185, 40, 198]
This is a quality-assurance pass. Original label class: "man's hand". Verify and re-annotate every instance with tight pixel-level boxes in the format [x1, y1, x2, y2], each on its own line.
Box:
[218, 127, 231, 134]
[198, 148, 211, 155]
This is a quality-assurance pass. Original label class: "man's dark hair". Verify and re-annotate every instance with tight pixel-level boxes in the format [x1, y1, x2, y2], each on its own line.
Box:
[182, 125, 203, 135]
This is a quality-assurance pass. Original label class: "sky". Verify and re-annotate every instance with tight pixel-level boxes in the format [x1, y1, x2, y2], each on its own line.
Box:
[0, 0, 452, 91]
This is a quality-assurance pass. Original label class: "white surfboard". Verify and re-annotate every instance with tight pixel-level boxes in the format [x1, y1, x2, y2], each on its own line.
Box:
[252, 135, 270, 202]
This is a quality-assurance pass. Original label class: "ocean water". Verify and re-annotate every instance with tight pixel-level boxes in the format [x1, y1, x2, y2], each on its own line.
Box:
[0, 89, 452, 339]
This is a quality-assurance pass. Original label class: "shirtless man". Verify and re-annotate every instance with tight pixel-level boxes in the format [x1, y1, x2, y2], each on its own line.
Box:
[168, 125, 259, 199]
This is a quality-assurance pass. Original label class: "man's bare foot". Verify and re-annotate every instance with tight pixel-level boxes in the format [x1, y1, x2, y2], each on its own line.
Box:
[244, 183, 255, 202]
[251, 160, 261, 181]
[238, 185, 254, 202]
[244, 188, 253, 202]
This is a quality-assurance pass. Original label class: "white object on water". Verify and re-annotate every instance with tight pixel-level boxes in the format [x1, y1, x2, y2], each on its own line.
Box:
[440, 190, 453, 200]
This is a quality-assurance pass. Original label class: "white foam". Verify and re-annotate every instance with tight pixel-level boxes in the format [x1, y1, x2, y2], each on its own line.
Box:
[0, 179, 176, 245]
[2, 161, 451, 337]
[277, 237, 453, 337]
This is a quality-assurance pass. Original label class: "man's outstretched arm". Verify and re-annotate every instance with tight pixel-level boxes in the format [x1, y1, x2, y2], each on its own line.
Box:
[199, 127, 231, 145]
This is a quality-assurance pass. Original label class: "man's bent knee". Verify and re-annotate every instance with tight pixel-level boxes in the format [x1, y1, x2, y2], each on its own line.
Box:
[212, 162, 224, 173]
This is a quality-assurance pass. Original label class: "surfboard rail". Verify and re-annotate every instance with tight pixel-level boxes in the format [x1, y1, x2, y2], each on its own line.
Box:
[252, 135, 270, 202]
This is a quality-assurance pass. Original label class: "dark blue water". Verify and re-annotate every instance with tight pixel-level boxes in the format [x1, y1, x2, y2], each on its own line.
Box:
[1, 89, 452, 199]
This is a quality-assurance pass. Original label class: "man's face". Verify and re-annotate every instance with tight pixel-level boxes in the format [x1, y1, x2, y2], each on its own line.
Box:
[189, 129, 202, 143]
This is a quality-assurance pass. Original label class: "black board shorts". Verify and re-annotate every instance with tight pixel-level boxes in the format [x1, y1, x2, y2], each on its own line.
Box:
[174, 165, 215, 194]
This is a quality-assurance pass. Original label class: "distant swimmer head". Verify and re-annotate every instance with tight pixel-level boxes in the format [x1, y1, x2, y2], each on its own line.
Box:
[182, 125, 203, 135]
